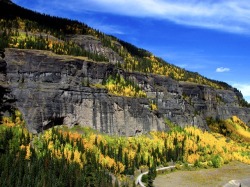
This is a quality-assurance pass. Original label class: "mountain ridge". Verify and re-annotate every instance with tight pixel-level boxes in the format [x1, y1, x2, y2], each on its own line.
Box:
[0, 0, 244, 92]
[0, 0, 250, 134]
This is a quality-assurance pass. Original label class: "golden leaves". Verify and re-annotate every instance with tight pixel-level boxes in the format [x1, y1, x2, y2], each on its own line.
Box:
[2, 113, 249, 179]
[105, 75, 147, 98]
[20, 144, 32, 160]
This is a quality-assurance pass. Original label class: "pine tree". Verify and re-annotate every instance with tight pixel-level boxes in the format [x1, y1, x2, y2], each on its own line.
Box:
[147, 169, 154, 187]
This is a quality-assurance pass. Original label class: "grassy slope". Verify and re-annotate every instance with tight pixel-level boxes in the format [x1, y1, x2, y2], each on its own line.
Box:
[154, 161, 250, 187]
[153, 117, 250, 187]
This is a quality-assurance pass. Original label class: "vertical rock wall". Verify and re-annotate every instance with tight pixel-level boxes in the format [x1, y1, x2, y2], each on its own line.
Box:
[3, 49, 250, 135]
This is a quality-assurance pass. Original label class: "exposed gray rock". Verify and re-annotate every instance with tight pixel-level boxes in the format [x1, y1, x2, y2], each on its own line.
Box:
[67, 35, 124, 64]
[3, 48, 250, 135]
[223, 179, 250, 187]
[4, 49, 164, 135]
[0, 57, 15, 117]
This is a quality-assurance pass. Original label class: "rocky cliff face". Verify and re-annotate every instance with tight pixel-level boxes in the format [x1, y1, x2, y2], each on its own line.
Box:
[3, 48, 250, 135]
[0, 58, 7, 116]
[0, 56, 15, 118]
[67, 35, 124, 64]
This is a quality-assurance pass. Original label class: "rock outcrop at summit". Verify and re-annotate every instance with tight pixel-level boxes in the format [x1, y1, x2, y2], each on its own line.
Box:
[3, 48, 250, 135]
[67, 35, 124, 64]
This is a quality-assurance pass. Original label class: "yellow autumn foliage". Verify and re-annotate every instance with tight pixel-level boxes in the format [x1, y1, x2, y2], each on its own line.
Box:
[25, 144, 32, 160]
[209, 116, 250, 143]
[20, 144, 32, 160]
[105, 74, 147, 98]
[1, 112, 249, 180]
[150, 103, 158, 111]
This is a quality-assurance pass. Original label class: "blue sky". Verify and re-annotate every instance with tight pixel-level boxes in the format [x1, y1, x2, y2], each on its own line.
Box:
[12, 0, 250, 102]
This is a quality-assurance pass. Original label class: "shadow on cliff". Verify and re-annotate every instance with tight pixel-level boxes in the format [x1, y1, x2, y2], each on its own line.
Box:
[42, 117, 64, 131]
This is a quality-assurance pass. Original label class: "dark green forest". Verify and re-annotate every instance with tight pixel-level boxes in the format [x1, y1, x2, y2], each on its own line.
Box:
[0, 125, 114, 187]
[0, 1, 250, 186]
[1, 113, 250, 187]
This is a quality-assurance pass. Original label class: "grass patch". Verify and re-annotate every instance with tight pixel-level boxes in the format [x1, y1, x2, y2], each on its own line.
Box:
[154, 161, 250, 187]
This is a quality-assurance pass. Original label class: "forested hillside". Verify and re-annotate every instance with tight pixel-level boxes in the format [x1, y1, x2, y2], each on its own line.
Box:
[0, 111, 250, 186]
[0, 0, 245, 93]
[0, 2, 250, 186]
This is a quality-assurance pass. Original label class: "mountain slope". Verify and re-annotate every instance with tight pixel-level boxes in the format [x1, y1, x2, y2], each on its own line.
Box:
[0, 0, 250, 135]
[0, 114, 250, 186]
[1, 0, 248, 93]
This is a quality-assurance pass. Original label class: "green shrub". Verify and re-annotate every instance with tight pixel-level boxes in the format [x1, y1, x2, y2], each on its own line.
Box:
[141, 174, 148, 183]
[211, 155, 224, 168]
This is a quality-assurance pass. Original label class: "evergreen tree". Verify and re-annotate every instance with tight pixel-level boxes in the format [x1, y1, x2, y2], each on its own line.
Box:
[147, 169, 154, 187]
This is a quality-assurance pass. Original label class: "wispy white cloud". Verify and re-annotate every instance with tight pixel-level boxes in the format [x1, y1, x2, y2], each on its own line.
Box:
[160, 49, 222, 71]
[13, 0, 250, 35]
[86, 21, 125, 35]
[245, 97, 250, 103]
[216, 67, 230, 73]
[43, 0, 250, 35]
[99, 25, 124, 35]
[233, 83, 250, 97]
[233, 83, 250, 103]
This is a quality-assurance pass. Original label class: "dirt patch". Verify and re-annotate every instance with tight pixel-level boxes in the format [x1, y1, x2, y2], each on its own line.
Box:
[154, 161, 250, 187]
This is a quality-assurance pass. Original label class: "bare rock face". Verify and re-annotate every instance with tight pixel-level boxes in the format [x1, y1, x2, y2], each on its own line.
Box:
[67, 35, 124, 64]
[0, 57, 15, 117]
[4, 48, 250, 135]
[5, 49, 164, 135]
[0, 59, 7, 111]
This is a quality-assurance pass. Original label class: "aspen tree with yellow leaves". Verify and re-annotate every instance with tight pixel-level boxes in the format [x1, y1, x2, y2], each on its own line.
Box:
[104, 74, 147, 98]
[1, 111, 250, 186]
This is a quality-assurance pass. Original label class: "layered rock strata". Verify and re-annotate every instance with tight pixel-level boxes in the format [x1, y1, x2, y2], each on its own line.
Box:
[3, 48, 250, 135]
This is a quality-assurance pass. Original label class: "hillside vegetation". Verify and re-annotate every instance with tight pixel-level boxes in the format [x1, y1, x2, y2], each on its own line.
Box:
[104, 74, 147, 98]
[1, 0, 249, 106]
[0, 112, 249, 186]
[0, 0, 239, 91]
[207, 116, 250, 143]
